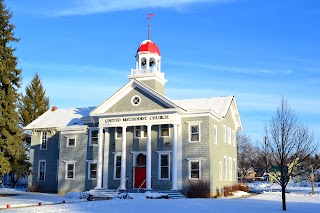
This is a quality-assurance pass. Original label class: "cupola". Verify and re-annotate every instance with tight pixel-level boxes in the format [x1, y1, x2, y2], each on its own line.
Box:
[128, 39, 167, 95]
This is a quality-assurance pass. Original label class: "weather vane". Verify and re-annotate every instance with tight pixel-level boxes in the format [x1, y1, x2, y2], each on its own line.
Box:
[147, 13, 154, 40]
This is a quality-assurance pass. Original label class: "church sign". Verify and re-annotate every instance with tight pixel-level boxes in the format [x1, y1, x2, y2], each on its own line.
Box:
[101, 114, 179, 127]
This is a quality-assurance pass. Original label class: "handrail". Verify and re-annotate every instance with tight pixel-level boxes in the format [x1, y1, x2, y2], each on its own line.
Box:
[137, 179, 146, 193]
[116, 179, 128, 194]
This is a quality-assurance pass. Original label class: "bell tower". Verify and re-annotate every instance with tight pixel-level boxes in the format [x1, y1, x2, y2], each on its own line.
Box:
[128, 39, 167, 95]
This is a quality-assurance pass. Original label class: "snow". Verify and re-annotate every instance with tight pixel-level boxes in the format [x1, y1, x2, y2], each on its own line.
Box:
[1, 184, 320, 213]
[24, 107, 95, 130]
[172, 96, 233, 117]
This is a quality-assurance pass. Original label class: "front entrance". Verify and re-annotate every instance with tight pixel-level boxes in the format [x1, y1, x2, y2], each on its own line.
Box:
[134, 153, 146, 188]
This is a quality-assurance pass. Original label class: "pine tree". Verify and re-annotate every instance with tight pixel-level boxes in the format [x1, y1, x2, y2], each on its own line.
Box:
[0, 0, 23, 175]
[19, 73, 49, 127]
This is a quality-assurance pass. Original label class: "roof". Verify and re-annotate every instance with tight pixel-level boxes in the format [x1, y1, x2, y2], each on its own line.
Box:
[24, 107, 95, 130]
[137, 40, 161, 56]
[172, 96, 234, 118]
[24, 94, 237, 130]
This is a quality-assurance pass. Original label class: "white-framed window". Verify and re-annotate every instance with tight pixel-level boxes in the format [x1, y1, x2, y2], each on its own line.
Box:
[159, 124, 170, 138]
[187, 122, 201, 142]
[223, 125, 226, 143]
[38, 160, 46, 181]
[229, 157, 232, 181]
[134, 126, 147, 138]
[157, 151, 170, 180]
[40, 131, 48, 150]
[227, 127, 231, 145]
[187, 158, 202, 179]
[89, 128, 99, 146]
[233, 158, 237, 181]
[115, 127, 122, 139]
[86, 160, 97, 180]
[64, 161, 76, 180]
[213, 125, 217, 144]
[66, 136, 76, 147]
[219, 161, 222, 181]
[114, 154, 121, 179]
[224, 156, 227, 181]
[233, 130, 236, 147]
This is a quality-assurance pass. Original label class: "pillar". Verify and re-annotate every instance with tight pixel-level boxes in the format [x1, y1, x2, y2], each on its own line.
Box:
[120, 126, 127, 190]
[95, 127, 103, 189]
[146, 125, 152, 190]
[103, 128, 109, 189]
[171, 124, 178, 190]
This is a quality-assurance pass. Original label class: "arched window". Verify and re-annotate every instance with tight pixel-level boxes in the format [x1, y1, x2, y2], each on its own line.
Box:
[149, 57, 156, 71]
[141, 57, 147, 69]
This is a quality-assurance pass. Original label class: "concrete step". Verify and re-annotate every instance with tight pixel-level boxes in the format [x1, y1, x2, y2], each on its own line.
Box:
[152, 190, 185, 199]
[88, 189, 118, 198]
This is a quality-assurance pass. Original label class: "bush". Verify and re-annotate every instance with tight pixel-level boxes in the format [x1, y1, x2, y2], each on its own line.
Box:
[223, 184, 249, 197]
[185, 180, 210, 198]
[28, 184, 39, 192]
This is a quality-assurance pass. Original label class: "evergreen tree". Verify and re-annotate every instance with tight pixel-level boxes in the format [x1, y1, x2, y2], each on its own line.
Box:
[0, 0, 23, 175]
[19, 73, 49, 127]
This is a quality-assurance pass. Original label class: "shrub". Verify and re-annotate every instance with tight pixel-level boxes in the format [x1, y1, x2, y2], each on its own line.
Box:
[223, 184, 249, 197]
[185, 180, 210, 198]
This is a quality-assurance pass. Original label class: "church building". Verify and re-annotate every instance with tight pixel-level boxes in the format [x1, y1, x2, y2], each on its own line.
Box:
[25, 39, 242, 196]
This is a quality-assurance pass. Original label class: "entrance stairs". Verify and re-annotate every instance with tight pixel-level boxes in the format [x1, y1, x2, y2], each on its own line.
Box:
[88, 189, 185, 199]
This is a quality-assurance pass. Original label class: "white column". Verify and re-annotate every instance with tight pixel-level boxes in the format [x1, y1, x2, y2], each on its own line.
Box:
[146, 125, 152, 190]
[95, 127, 104, 189]
[103, 128, 109, 189]
[120, 126, 127, 190]
[171, 124, 178, 190]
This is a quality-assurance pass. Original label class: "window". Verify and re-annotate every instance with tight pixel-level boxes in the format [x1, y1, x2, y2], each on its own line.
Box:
[159, 124, 170, 137]
[114, 154, 121, 179]
[88, 161, 97, 179]
[189, 160, 201, 179]
[116, 127, 122, 139]
[131, 95, 141, 106]
[224, 156, 227, 180]
[229, 157, 233, 181]
[233, 159, 237, 181]
[219, 161, 222, 181]
[89, 128, 99, 146]
[158, 152, 170, 180]
[223, 125, 226, 143]
[233, 131, 236, 147]
[38, 160, 46, 181]
[40, 131, 48, 150]
[227, 127, 231, 145]
[67, 136, 76, 147]
[65, 162, 75, 180]
[188, 122, 201, 142]
[135, 126, 147, 138]
[213, 125, 217, 144]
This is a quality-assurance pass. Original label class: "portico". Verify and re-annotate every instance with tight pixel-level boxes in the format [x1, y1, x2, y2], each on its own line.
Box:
[93, 113, 181, 191]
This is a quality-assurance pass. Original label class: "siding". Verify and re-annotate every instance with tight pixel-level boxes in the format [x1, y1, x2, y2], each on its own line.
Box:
[106, 87, 169, 114]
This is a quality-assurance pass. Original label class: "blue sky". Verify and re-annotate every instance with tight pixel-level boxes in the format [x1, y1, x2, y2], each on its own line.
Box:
[6, 0, 320, 144]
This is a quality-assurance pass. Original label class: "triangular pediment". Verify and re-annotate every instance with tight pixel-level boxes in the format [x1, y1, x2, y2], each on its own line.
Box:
[90, 80, 185, 116]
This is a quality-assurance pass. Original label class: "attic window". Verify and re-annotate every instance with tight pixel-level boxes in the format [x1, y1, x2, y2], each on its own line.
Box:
[131, 95, 141, 106]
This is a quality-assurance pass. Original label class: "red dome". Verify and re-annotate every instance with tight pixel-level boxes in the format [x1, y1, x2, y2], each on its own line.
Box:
[137, 40, 160, 56]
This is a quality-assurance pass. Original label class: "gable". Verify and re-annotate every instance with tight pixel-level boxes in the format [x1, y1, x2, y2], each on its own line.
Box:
[90, 79, 184, 116]
[106, 87, 171, 113]
[224, 98, 242, 131]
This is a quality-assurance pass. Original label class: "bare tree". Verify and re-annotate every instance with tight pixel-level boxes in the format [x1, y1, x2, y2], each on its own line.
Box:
[265, 98, 317, 211]
[237, 133, 259, 179]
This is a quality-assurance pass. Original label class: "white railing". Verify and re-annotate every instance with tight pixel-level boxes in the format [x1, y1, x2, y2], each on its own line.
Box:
[116, 179, 128, 194]
[137, 179, 147, 193]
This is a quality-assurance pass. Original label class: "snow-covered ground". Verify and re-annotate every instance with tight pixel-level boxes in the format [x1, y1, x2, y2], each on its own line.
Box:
[0, 183, 319, 213]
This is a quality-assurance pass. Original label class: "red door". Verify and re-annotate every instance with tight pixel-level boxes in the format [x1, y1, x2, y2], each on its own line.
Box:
[134, 167, 146, 188]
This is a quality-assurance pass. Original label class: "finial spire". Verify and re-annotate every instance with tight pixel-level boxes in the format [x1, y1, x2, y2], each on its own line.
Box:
[147, 14, 154, 40]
